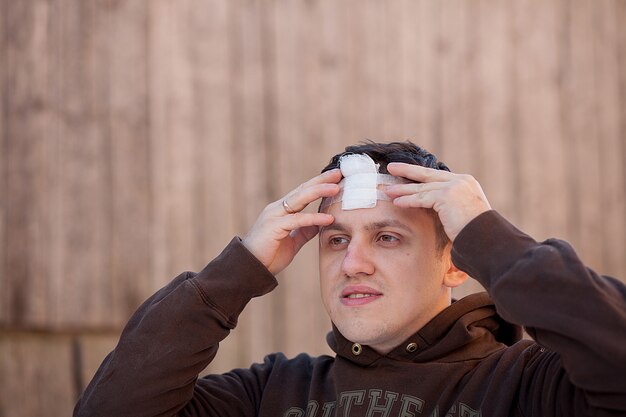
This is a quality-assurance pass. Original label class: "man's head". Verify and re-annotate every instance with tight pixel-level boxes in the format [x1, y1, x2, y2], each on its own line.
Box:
[318, 141, 468, 354]
[320, 141, 450, 252]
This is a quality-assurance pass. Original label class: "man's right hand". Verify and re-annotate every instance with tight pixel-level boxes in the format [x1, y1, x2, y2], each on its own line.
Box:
[242, 169, 342, 275]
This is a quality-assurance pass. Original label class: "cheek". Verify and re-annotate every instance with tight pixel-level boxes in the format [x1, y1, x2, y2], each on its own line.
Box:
[318, 254, 337, 298]
[319, 249, 343, 275]
[319, 275, 338, 317]
[393, 251, 445, 288]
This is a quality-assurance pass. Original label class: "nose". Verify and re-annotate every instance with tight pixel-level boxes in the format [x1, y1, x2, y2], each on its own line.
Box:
[341, 239, 375, 278]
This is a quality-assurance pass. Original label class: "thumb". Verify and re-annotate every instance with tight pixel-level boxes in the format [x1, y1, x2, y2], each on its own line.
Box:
[292, 225, 321, 253]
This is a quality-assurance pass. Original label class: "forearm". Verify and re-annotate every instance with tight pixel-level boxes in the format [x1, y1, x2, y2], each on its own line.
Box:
[451, 211, 626, 401]
[74, 237, 277, 417]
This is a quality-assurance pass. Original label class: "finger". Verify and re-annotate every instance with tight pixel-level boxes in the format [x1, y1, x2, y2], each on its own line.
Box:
[291, 169, 342, 200]
[280, 182, 340, 214]
[275, 212, 334, 235]
[387, 162, 453, 183]
[292, 169, 342, 197]
[280, 213, 334, 231]
[384, 181, 446, 198]
[305, 168, 342, 186]
[392, 190, 440, 210]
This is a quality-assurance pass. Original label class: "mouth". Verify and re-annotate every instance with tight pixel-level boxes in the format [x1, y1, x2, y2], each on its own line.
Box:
[345, 293, 376, 299]
[340, 286, 383, 306]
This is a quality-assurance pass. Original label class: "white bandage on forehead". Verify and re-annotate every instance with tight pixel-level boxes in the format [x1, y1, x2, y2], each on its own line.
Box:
[319, 153, 410, 211]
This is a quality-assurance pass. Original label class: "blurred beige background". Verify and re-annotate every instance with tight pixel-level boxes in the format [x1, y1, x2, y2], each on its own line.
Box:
[1, 1, 625, 415]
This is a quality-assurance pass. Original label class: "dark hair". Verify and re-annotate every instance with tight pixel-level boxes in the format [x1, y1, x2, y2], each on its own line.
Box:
[321, 140, 450, 174]
[321, 140, 451, 252]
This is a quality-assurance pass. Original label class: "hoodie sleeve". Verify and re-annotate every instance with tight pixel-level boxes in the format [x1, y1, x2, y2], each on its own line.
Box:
[73, 237, 278, 417]
[451, 210, 626, 417]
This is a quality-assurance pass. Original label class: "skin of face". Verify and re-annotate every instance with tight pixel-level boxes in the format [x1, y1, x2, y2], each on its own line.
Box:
[319, 200, 461, 354]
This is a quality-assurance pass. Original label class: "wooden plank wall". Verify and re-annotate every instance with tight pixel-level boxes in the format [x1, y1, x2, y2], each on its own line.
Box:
[1, 1, 625, 415]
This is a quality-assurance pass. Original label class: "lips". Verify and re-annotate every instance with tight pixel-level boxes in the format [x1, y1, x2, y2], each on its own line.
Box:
[340, 285, 382, 306]
[345, 293, 375, 299]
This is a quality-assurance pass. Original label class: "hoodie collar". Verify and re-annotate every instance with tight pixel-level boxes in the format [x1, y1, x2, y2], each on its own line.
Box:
[327, 292, 522, 366]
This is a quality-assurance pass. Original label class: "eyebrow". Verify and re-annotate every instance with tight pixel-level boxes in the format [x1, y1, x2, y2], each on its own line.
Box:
[320, 219, 413, 235]
[319, 223, 348, 235]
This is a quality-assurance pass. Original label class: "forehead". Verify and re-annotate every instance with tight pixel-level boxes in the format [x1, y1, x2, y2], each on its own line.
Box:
[321, 200, 434, 234]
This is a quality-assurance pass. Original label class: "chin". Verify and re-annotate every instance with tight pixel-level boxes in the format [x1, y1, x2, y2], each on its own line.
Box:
[335, 317, 390, 346]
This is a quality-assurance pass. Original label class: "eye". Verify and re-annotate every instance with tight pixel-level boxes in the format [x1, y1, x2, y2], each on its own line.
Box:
[377, 233, 400, 246]
[328, 236, 349, 248]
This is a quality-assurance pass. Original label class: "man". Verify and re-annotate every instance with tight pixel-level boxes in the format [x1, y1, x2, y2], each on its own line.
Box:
[74, 141, 626, 416]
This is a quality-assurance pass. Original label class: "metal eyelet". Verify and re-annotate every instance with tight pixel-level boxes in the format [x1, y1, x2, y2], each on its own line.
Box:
[406, 342, 418, 353]
[352, 343, 362, 356]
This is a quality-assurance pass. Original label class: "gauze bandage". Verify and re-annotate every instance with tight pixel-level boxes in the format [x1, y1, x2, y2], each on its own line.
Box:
[319, 154, 410, 211]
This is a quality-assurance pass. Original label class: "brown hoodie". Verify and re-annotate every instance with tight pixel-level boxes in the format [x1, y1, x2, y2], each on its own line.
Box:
[74, 211, 626, 417]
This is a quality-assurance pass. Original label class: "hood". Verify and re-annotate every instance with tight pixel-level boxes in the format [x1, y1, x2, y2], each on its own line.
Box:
[326, 292, 522, 366]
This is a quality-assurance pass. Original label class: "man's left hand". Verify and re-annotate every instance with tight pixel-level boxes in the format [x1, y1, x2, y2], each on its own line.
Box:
[385, 163, 492, 242]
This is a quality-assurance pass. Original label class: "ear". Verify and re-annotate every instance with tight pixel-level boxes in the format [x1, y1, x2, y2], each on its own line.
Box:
[442, 258, 469, 288]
